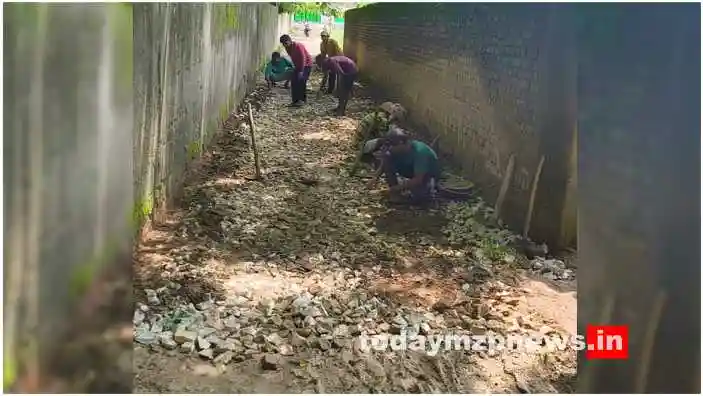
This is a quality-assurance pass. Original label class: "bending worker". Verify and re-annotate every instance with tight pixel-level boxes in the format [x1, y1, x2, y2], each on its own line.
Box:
[322, 55, 357, 116]
[319, 29, 342, 94]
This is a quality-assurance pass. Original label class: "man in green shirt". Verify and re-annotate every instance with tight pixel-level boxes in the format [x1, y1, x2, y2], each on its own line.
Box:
[263, 52, 293, 88]
[368, 129, 441, 205]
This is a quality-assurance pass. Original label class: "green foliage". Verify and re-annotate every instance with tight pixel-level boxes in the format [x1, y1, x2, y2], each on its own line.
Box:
[277, 2, 343, 18]
[442, 200, 517, 263]
[187, 141, 201, 161]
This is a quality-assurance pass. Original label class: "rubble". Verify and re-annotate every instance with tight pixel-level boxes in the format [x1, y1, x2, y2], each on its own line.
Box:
[134, 76, 576, 393]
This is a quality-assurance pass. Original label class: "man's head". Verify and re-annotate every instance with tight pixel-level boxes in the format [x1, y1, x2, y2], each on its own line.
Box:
[279, 34, 293, 48]
[321, 30, 330, 42]
[379, 102, 406, 123]
[384, 126, 411, 154]
[271, 51, 281, 61]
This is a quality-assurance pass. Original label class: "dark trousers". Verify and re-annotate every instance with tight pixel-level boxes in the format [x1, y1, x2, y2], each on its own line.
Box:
[326, 71, 337, 94]
[336, 73, 357, 114]
[291, 66, 312, 104]
[381, 154, 437, 204]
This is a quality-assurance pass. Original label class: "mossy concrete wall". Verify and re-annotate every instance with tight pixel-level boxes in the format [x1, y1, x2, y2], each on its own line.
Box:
[133, 3, 285, 220]
[3, 3, 285, 388]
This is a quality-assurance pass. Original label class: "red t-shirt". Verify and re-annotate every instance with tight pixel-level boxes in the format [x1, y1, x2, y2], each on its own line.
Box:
[286, 41, 313, 71]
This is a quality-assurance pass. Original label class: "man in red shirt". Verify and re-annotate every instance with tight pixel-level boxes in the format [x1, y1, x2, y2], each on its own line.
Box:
[280, 34, 313, 107]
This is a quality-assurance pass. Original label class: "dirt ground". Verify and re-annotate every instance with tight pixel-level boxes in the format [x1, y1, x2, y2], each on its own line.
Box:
[132, 45, 577, 392]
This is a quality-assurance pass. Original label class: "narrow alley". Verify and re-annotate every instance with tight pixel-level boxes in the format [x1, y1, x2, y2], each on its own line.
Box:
[133, 31, 577, 393]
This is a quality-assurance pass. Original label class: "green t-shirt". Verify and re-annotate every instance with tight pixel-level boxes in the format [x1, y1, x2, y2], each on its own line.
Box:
[391, 140, 440, 178]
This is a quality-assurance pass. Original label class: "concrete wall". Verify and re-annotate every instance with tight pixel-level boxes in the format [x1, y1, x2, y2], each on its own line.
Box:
[344, 4, 576, 247]
[3, 3, 284, 387]
[133, 3, 284, 217]
[576, 4, 700, 393]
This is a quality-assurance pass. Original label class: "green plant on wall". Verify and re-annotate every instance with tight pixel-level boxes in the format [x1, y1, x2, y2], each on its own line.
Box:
[213, 4, 239, 43]
[187, 141, 201, 161]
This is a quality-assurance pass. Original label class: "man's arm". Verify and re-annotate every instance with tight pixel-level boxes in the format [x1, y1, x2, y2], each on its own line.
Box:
[330, 39, 342, 55]
[316, 73, 329, 99]
[289, 44, 303, 71]
[390, 155, 428, 193]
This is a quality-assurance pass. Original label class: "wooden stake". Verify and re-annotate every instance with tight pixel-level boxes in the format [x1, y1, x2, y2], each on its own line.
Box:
[430, 135, 440, 151]
[247, 103, 262, 180]
[522, 155, 545, 238]
[494, 154, 515, 218]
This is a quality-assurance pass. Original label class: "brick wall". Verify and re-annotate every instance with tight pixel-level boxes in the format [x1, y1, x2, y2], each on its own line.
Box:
[344, 3, 576, 247]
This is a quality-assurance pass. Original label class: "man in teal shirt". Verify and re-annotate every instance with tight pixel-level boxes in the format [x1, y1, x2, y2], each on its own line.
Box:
[370, 129, 441, 205]
[264, 52, 293, 88]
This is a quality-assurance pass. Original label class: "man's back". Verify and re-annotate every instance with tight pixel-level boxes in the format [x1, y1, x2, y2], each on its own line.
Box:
[392, 140, 440, 177]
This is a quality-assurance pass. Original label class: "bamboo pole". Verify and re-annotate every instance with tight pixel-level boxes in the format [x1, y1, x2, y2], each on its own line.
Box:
[522, 155, 545, 238]
[494, 154, 515, 219]
[247, 103, 262, 180]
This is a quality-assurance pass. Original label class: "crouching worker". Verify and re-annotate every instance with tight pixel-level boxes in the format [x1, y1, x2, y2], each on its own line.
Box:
[349, 102, 406, 176]
[322, 55, 358, 116]
[264, 52, 293, 89]
[368, 129, 440, 206]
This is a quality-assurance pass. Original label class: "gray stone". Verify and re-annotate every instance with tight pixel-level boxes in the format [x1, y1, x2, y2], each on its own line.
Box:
[261, 354, 283, 370]
[332, 324, 349, 338]
[267, 333, 285, 346]
[199, 348, 214, 360]
[213, 351, 235, 365]
[180, 341, 195, 353]
[291, 332, 307, 347]
[278, 344, 294, 356]
[224, 317, 240, 331]
[198, 327, 217, 338]
[134, 328, 157, 345]
[197, 336, 211, 350]
[303, 316, 317, 327]
[214, 340, 237, 354]
[133, 310, 146, 326]
[174, 329, 197, 344]
[159, 331, 177, 349]
[253, 334, 267, 344]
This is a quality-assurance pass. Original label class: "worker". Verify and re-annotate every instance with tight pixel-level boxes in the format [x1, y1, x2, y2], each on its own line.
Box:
[349, 102, 406, 176]
[280, 34, 313, 107]
[319, 29, 342, 94]
[263, 51, 293, 89]
[321, 55, 357, 116]
[367, 128, 440, 206]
